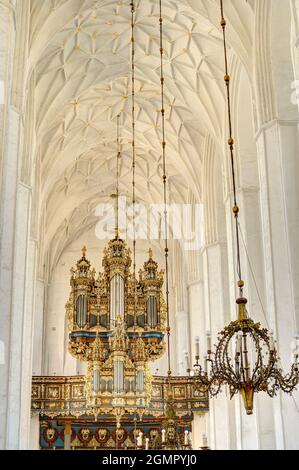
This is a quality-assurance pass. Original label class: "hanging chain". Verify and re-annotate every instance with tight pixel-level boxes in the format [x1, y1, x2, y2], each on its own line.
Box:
[220, 0, 243, 291]
[130, 0, 139, 449]
[116, 114, 121, 237]
[159, 0, 172, 379]
[131, 0, 137, 322]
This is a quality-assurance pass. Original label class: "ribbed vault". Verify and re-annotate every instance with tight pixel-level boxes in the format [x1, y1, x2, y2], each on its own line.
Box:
[26, 0, 254, 276]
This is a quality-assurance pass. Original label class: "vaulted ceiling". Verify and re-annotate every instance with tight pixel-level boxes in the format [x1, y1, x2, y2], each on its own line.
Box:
[27, 0, 254, 273]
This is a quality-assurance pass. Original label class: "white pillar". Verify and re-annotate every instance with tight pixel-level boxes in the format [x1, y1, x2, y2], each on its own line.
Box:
[169, 285, 178, 375]
[32, 280, 45, 376]
[172, 242, 190, 375]
[188, 281, 205, 365]
[0, 3, 17, 448]
[175, 310, 189, 375]
[29, 416, 40, 451]
[20, 239, 38, 449]
[256, 120, 299, 449]
[0, 112, 25, 449]
[6, 184, 34, 450]
[0, 2, 34, 449]
[202, 243, 232, 450]
[192, 412, 207, 450]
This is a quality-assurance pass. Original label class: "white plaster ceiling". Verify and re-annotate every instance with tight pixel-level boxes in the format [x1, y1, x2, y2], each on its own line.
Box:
[28, 0, 253, 273]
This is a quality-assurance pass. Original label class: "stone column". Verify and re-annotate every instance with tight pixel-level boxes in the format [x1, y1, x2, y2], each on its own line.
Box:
[253, 0, 299, 450]
[168, 285, 178, 375]
[0, 0, 34, 450]
[0, 107, 24, 448]
[32, 279, 45, 376]
[256, 120, 299, 449]
[5, 184, 36, 450]
[192, 412, 207, 450]
[0, 2, 17, 448]
[188, 280, 205, 365]
[29, 415, 40, 450]
[202, 243, 232, 450]
[175, 310, 189, 375]
[19, 238, 38, 449]
[172, 242, 190, 375]
[290, 0, 299, 86]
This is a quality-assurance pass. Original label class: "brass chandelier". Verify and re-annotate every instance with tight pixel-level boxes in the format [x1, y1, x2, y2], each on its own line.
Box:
[189, 0, 299, 416]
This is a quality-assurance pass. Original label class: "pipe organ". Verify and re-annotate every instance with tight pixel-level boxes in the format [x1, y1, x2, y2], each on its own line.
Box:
[66, 237, 167, 418]
[110, 274, 125, 323]
[76, 295, 88, 328]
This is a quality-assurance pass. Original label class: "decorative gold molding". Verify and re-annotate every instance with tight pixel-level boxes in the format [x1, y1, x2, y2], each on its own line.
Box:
[32, 375, 209, 419]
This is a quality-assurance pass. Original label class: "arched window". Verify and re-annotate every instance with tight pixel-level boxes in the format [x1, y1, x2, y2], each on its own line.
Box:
[110, 274, 125, 324]
[147, 295, 158, 328]
[76, 295, 88, 328]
